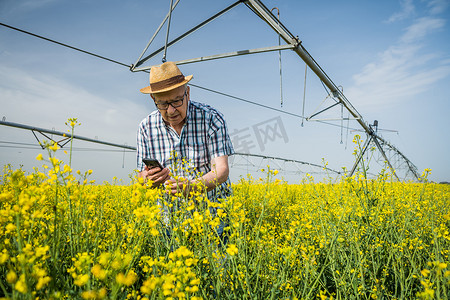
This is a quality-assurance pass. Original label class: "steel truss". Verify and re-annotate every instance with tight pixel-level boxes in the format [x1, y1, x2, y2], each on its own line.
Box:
[130, 0, 419, 181]
[230, 152, 342, 182]
[232, 152, 341, 174]
[374, 137, 420, 181]
[353, 134, 420, 181]
[0, 121, 135, 150]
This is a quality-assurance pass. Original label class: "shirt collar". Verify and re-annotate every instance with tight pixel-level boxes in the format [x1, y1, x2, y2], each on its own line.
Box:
[185, 100, 193, 124]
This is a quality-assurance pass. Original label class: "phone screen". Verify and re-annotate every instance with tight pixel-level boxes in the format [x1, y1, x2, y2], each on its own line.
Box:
[142, 158, 163, 169]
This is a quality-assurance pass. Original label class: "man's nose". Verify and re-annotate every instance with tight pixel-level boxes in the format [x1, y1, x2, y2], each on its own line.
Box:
[167, 103, 177, 113]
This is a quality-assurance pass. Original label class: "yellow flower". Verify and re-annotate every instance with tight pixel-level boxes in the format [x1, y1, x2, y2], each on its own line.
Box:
[36, 153, 44, 161]
[91, 264, 107, 280]
[190, 285, 199, 293]
[49, 142, 59, 151]
[6, 271, 17, 283]
[185, 258, 196, 267]
[98, 288, 107, 299]
[36, 276, 51, 290]
[116, 271, 137, 286]
[35, 245, 50, 258]
[151, 228, 159, 236]
[421, 269, 430, 278]
[141, 276, 159, 294]
[5, 223, 15, 234]
[15, 274, 27, 294]
[226, 244, 238, 256]
[82, 290, 97, 299]
[437, 262, 447, 270]
[74, 274, 89, 286]
[0, 252, 9, 264]
[177, 246, 192, 258]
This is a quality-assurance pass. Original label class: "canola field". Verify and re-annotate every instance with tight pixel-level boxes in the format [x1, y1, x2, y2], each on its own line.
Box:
[1, 147, 450, 299]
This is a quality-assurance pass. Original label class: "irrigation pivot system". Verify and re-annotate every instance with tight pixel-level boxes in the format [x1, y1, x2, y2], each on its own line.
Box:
[130, 0, 420, 181]
[0, 0, 420, 181]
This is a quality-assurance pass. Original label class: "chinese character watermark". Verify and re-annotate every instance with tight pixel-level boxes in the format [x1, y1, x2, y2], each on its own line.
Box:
[230, 116, 289, 155]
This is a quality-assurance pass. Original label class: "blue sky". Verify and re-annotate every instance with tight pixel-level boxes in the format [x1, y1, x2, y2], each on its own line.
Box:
[0, 0, 449, 183]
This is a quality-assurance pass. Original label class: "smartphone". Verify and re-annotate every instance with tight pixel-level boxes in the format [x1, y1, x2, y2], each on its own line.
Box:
[142, 157, 163, 170]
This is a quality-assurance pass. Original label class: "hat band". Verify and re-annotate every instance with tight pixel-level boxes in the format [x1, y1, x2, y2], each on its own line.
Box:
[150, 75, 185, 92]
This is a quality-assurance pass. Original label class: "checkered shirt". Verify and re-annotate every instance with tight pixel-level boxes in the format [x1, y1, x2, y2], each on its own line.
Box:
[137, 100, 234, 200]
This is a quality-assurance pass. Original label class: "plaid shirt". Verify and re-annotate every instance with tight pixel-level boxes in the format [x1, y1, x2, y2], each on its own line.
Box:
[137, 100, 234, 200]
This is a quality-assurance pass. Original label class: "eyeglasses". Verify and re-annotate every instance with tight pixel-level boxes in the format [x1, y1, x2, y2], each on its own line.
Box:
[154, 91, 186, 110]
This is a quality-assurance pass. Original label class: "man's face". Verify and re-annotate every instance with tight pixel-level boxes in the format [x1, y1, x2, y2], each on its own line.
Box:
[152, 85, 189, 128]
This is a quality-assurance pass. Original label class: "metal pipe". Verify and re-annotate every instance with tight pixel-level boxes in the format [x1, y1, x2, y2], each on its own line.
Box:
[307, 117, 360, 122]
[372, 136, 400, 180]
[301, 64, 307, 126]
[376, 135, 420, 179]
[271, 7, 283, 107]
[306, 102, 341, 120]
[294, 44, 371, 131]
[244, 1, 296, 43]
[234, 152, 341, 174]
[246, 0, 373, 135]
[0, 121, 136, 150]
[162, 0, 175, 63]
[131, 0, 243, 71]
[349, 134, 373, 176]
[131, 0, 181, 70]
[173, 44, 295, 66]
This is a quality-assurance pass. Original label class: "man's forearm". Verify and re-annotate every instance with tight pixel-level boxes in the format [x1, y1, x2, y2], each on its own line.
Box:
[193, 170, 227, 192]
[193, 158, 229, 192]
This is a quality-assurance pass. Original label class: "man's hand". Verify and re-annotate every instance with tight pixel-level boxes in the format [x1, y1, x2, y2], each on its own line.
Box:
[165, 177, 192, 197]
[139, 166, 170, 188]
[164, 155, 230, 196]
[165, 178, 208, 197]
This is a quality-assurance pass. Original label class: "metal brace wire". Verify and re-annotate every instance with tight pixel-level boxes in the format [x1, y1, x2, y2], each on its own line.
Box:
[271, 7, 283, 108]
[162, 0, 175, 63]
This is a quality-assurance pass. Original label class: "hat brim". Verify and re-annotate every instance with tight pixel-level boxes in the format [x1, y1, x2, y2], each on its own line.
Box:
[140, 75, 193, 94]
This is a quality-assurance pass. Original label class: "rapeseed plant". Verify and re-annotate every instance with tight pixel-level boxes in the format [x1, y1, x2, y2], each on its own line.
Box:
[1, 122, 449, 299]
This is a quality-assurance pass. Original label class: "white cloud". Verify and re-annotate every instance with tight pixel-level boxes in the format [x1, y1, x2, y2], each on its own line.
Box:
[348, 60, 450, 109]
[427, 0, 448, 15]
[347, 6, 449, 111]
[386, 0, 415, 23]
[0, 65, 146, 145]
[0, 0, 58, 17]
[17, 0, 58, 11]
[347, 39, 450, 109]
[400, 17, 445, 43]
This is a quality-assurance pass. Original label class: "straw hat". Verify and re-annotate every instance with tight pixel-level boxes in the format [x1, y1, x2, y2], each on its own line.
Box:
[140, 61, 193, 94]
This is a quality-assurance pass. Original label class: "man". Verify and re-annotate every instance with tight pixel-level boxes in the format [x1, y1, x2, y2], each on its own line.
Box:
[137, 61, 234, 200]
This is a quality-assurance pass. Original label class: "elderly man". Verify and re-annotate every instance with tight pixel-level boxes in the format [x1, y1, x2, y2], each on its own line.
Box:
[137, 61, 234, 200]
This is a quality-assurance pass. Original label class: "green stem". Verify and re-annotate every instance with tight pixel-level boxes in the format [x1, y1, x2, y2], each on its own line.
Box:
[69, 126, 74, 167]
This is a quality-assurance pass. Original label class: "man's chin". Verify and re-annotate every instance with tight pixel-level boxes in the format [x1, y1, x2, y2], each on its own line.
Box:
[168, 117, 185, 127]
